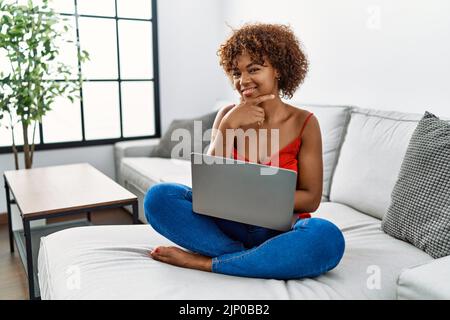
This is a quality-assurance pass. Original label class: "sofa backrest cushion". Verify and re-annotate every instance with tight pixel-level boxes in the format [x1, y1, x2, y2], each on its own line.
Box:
[329, 107, 425, 220]
[299, 104, 351, 201]
[149, 111, 218, 160]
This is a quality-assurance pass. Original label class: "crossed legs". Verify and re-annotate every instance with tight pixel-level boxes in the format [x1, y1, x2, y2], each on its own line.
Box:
[144, 183, 345, 280]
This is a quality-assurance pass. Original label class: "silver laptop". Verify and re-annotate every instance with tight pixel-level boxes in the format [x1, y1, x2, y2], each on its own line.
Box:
[191, 152, 297, 231]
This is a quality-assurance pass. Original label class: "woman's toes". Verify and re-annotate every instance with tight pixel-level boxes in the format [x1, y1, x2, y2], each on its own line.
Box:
[148, 245, 212, 272]
[149, 246, 164, 259]
[149, 246, 179, 262]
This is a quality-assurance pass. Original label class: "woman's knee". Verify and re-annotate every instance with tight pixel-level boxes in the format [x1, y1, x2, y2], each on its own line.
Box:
[296, 218, 345, 268]
[143, 182, 188, 225]
[315, 218, 345, 268]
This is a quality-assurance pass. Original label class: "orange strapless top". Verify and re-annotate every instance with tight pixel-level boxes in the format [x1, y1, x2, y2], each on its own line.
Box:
[232, 112, 314, 220]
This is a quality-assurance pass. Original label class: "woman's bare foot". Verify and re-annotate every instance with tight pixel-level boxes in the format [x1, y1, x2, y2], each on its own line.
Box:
[149, 246, 212, 272]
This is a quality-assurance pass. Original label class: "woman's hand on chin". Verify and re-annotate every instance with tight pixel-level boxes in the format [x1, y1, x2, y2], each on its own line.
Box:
[225, 94, 275, 128]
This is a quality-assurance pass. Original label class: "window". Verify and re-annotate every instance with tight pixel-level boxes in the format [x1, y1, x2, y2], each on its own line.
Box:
[0, 0, 160, 153]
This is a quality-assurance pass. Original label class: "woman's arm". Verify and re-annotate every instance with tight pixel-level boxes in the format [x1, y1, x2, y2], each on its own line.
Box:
[294, 115, 323, 213]
[206, 104, 236, 158]
[207, 96, 270, 158]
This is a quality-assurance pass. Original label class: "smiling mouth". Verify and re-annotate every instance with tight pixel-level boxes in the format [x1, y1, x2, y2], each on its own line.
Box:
[241, 87, 257, 96]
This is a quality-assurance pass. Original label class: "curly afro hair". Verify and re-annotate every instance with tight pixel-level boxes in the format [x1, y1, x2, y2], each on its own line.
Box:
[217, 23, 309, 99]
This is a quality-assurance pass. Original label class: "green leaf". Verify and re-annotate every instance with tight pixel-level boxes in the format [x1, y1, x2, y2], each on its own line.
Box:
[0, 0, 89, 150]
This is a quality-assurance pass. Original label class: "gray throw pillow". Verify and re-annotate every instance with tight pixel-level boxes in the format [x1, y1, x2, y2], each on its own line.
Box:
[381, 112, 450, 258]
[149, 111, 218, 160]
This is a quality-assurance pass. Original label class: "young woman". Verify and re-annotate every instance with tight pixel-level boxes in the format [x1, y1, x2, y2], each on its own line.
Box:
[143, 23, 345, 280]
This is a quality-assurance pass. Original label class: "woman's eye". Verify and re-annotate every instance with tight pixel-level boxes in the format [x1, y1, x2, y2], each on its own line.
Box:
[232, 68, 258, 78]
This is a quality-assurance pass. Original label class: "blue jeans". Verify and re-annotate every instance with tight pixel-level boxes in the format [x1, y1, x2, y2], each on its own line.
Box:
[144, 182, 345, 280]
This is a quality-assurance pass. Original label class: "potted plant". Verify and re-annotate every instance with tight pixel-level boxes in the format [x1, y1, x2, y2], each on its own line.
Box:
[0, 0, 88, 169]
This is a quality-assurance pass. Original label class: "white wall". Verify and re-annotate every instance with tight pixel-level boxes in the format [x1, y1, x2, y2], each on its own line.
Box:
[219, 0, 450, 117]
[157, 0, 226, 131]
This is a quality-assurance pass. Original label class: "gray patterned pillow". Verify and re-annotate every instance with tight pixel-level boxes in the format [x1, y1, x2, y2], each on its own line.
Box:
[149, 111, 218, 160]
[381, 112, 450, 258]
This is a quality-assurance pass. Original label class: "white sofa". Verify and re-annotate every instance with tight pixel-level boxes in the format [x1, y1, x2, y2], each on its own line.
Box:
[37, 104, 450, 299]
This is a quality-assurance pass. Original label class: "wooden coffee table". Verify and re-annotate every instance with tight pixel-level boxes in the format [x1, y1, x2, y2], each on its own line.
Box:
[3, 163, 139, 300]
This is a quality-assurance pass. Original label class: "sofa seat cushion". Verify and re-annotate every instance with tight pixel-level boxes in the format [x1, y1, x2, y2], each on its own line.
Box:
[38, 202, 432, 300]
[397, 255, 450, 300]
[121, 157, 191, 194]
[310, 202, 432, 299]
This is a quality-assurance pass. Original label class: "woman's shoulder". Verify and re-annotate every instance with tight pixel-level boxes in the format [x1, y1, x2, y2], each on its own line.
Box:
[219, 103, 236, 114]
[284, 104, 314, 123]
[214, 103, 237, 124]
[284, 104, 320, 139]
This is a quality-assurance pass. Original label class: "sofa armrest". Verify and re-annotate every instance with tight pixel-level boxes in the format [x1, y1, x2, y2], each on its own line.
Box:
[114, 138, 160, 184]
[397, 255, 450, 300]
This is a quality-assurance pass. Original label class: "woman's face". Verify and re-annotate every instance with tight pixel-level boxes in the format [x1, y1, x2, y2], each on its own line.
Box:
[231, 52, 279, 100]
